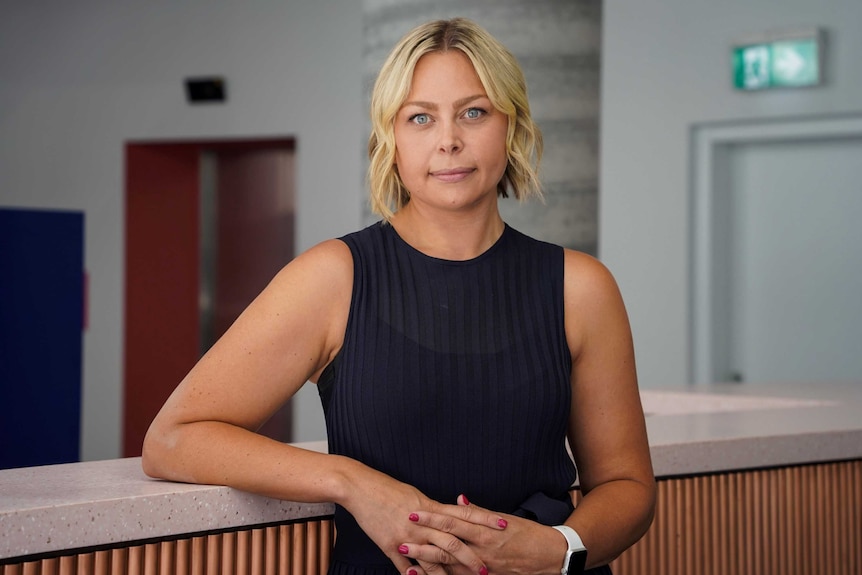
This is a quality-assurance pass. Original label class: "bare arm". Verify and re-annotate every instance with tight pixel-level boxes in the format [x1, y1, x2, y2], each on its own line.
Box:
[141, 239, 353, 495]
[141, 239, 490, 574]
[560, 249, 656, 566]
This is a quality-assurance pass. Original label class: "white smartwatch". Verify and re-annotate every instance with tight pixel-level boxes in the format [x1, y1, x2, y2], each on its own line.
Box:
[551, 525, 588, 575]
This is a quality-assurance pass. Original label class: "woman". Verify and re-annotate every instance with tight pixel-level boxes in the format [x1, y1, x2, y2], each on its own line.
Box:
[143, 18, 655, 575]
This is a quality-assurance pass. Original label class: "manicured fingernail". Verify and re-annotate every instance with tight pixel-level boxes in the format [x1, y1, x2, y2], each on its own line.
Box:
[497, 518, 508, 528]
[479, 567, 488, 575]
[409, 512, 419, 522]
[398, 544, 409, 555]
[408, 570, 418, 575]
[461, 494, 470, 505]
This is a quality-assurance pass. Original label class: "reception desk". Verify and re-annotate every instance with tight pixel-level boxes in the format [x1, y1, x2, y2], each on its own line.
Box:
[2, 382, 861, 574]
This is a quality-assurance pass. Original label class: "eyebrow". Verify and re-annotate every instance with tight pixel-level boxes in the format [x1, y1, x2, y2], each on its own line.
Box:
[401, 94, 487, 110]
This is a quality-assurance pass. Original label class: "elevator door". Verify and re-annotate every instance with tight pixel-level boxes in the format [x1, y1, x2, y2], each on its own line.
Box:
[124, 139, 295, 457]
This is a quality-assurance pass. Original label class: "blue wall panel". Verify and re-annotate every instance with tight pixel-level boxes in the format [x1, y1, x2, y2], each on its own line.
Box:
[0, 208, 84, 469]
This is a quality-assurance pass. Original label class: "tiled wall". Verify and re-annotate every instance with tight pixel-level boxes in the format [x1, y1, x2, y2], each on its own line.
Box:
[362, 0, 602, 254]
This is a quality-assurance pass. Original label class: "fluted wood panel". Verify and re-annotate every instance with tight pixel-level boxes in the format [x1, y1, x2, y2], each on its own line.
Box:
[607, 460, 862, 575]
[2, 520, 333, 575]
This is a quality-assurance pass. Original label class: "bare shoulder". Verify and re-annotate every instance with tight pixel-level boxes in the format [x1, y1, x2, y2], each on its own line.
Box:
[215, 237, 354, 384]
[270, 238, 353, 292]
[248, 238, 351, 318]
[562, 249, 632, 355]
[562, 249, 625, 308]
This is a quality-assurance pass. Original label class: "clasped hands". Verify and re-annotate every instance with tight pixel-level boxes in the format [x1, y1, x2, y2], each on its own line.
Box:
[345, 469, 562, 575]
[395, 494, 558, 575]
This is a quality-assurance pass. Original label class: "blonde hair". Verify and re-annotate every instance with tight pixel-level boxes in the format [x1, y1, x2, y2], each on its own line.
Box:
[367, 18, 543, 220]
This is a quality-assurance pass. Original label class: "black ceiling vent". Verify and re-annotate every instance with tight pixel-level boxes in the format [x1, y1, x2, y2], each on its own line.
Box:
[185, 77, 227, 104]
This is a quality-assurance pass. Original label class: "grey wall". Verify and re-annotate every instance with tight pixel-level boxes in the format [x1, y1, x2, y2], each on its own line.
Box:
[600, 0, 862, 389]
[0, 1, 364, 457]
[2, 1, 861, 456]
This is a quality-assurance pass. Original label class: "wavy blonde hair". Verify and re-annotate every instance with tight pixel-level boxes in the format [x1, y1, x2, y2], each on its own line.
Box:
[367, 18, 543, 220]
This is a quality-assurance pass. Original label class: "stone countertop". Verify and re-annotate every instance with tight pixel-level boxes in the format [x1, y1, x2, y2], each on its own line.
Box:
[641, 381, 862, 477]
[0, 442, 334, 561]
[2, 382, 861, 561]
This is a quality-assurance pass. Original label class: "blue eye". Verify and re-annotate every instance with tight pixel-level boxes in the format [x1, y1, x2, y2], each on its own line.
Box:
[465, 108, 485, 119]
[410, 113, 430, 125]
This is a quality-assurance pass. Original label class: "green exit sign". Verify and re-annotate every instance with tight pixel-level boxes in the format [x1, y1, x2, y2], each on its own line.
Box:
[733, 29, 824, 91]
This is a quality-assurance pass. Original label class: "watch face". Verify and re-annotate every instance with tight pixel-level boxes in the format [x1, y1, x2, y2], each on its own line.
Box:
[566, 549, 587, 575]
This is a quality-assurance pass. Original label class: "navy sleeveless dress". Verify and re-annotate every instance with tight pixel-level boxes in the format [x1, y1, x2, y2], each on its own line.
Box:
[319, 222, 602, 574]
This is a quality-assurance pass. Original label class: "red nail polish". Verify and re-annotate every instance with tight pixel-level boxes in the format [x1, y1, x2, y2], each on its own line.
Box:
[479, 567, 489, 575]
[497, 518, 508, 528]
[461, 494, 470, 505]
[398, 544, 409, 555]
[408, 570, 418, 575]
[409, 512, 419, 522]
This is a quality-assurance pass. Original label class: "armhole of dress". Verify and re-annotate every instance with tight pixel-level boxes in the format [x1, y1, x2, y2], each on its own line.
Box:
[317, 350, 342, 401]
[558, 246, 574, 371]
[316, 236, 358, 405]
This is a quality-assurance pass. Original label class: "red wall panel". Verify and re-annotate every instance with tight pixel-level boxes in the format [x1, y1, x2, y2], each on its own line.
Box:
[123, 139, 295, 456]
[124, 144, 200, 457]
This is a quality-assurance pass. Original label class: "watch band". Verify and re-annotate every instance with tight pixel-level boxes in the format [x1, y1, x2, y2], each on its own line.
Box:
[551, 525, 588, 575]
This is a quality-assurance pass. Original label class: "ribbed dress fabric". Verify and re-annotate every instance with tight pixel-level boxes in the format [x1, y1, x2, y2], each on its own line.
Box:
[318, 222, 578, 574]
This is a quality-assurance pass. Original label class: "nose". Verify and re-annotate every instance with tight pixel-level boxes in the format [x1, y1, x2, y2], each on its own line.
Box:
[438, 120, 462, 154]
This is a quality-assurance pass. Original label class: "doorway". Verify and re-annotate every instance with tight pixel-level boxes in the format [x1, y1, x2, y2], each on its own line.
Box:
[691, 115, 862, 384]
[124, 138, 295, 457]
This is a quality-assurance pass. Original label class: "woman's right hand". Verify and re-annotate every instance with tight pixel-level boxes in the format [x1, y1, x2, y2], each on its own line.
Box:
[337, 461, 500, 575]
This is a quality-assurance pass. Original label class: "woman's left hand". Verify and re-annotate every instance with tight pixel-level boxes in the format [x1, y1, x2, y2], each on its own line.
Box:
[398, 495, 566, 575]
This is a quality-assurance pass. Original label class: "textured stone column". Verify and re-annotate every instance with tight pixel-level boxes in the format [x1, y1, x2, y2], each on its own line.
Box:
[362, 0, 601, 254]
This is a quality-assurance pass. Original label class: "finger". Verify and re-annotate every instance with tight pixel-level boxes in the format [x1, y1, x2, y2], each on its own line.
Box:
[457, 494, 509, 529]
[416, 558, 475, 575]
[410, 504, 507, 535]
[399, 539, 487, 575]
[387, 548, 420, 575]
[409, 510, 481, 541]
[415, 557, 449, 575]
[402, 564, 426, 575]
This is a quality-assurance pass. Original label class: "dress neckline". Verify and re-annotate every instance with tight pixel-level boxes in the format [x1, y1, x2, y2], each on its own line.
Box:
[382, 221, 510, 266]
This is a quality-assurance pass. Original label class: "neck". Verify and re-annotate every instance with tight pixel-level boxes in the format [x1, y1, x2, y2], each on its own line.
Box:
[390, 201, 505, 261]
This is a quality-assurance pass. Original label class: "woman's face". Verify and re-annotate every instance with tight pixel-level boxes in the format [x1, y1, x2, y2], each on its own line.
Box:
[393, 50, 509, 213]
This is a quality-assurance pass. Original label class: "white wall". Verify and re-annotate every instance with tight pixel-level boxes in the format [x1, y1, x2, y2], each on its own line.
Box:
[600, 0, 862, 388]
[0, 1, 363, 458]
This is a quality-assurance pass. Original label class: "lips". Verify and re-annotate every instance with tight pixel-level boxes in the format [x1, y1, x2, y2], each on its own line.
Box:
[430, 167, 475, 183]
